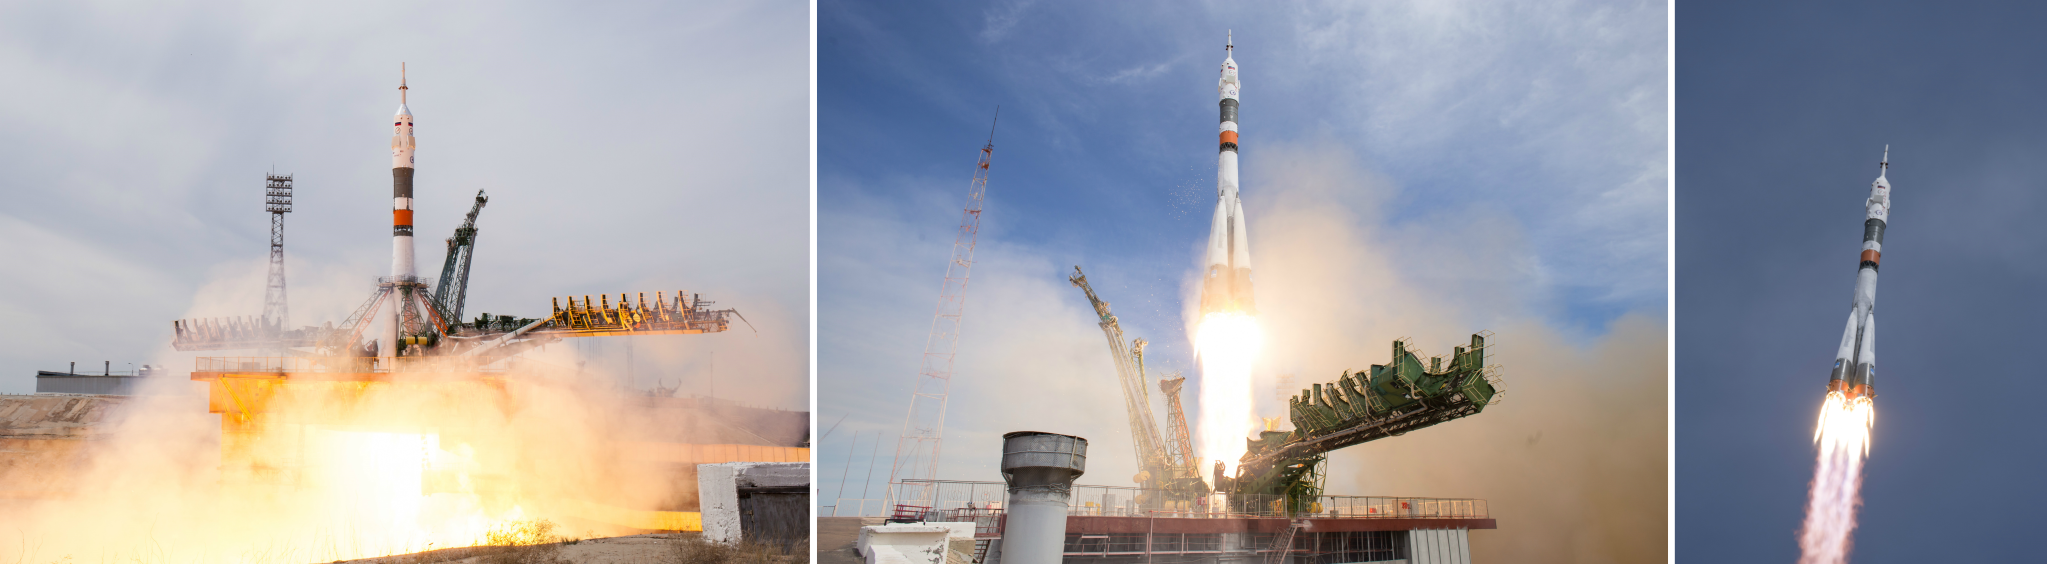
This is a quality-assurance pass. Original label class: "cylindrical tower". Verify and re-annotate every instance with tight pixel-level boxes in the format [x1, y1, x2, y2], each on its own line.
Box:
[998, 431, 1087, 564]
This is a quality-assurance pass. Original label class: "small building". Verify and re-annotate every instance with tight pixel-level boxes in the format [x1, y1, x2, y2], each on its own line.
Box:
[34, 364, 174, 395]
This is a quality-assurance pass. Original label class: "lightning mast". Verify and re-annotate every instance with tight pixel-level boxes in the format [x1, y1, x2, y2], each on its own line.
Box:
[884, 111, 997, 512]
[261, 173, 293, 331]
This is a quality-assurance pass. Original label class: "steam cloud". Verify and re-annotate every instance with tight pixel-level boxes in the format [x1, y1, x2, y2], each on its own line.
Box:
[1228, 140, 1666, 563]
[0, 255, 800, 561]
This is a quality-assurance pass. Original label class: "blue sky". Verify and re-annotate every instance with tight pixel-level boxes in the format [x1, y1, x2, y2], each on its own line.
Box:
[0, 1, 810, 408]
[1679, 2, 2047, 562]
[819, 1, 1665, 560]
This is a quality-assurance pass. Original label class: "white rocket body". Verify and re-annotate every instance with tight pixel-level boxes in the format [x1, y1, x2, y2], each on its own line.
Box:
[1199, 38, 1255, 317]
[381, 72, 417, 361]
[1830, 149, 1889, 400]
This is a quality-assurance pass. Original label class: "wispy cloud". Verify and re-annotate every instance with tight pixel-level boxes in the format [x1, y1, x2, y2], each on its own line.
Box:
[1105, 60, 1175, 84]
[978, 0, 1038, 43]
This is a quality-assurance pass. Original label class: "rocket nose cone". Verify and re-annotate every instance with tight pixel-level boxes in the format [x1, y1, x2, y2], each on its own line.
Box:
[396, 104, 413, 117]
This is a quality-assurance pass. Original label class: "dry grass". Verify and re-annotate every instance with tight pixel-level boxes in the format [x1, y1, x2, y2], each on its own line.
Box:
[476, 519, 577, 564]
[667, 535, 805, 564]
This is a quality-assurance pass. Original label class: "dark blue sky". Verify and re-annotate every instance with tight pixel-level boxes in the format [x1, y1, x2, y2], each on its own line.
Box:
[1679, 2, 2047, 561]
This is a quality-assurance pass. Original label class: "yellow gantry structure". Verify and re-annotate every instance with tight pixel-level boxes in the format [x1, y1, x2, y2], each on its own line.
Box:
[545, 291, 740, 337]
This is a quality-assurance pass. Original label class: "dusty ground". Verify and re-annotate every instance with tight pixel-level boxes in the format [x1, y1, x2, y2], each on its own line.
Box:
[331, 533, 674, 563]
[817, 517, 880, 564]
[330, 533, 758, 564]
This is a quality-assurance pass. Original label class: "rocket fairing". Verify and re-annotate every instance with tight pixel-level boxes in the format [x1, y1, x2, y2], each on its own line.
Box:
[1829, 148, 1890, 400]
[1200, 33, 1256, 317]
[381, 65, 418, 361]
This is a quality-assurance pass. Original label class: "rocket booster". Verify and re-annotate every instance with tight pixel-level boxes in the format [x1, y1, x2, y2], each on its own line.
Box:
[1829, 148, 1890, 400]
[392, 64, 417, 277]
[1200, 32, 1255, 317]
[382, 65, 417, 361]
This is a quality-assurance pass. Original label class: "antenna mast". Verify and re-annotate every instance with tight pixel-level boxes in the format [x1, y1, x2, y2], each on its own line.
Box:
[884, 109, 998, 511]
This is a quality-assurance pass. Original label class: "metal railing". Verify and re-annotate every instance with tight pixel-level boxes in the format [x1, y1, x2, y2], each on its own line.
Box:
[193, 356, 509, 375]
[826, 498, 888, 517]
[887, 480, 1486, 520]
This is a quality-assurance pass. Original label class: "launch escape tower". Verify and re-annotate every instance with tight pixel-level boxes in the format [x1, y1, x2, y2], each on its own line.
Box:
[885, 111, 999, 513]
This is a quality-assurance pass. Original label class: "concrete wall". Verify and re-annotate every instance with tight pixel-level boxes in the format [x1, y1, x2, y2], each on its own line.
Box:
[34, 374, 141, 395]
[1407, 528, 1471, 564]
[698, 461, 809, 550]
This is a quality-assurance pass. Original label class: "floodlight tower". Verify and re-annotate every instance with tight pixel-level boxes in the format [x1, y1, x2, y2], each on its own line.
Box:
[262, 173, 293, 330]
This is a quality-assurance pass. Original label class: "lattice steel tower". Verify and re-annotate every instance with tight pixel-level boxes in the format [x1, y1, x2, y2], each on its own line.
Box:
[261, 173, 292, 329]
[885, 111, 996, 509]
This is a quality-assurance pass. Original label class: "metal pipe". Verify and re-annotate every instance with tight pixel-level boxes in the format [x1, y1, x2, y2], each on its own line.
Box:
[463, 316, 552, 358]
[999, 431, 1087, 564]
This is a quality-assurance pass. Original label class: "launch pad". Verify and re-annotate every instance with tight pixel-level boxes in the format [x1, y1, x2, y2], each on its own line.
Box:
[140, 66, 797, 536]
[876, 480, 1492, 564]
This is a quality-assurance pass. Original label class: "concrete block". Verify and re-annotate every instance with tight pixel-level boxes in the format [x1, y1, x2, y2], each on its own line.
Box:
[697, 461, 809, 548]
[855, 523, 951, 564]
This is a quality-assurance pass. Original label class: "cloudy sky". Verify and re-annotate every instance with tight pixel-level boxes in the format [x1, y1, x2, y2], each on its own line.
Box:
[818, 1, 1664, 561]
[0, 1, 810, 408]
[1680, 3, 2047, 562]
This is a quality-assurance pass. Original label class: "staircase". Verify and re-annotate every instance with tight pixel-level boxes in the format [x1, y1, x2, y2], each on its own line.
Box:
[1264, 520, 1305, 564]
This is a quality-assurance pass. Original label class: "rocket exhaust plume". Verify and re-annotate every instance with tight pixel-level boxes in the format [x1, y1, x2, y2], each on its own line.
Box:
[1196, 32, 1261, 475]
[1800, 393, 1873, 564]
[1800, 148, 1890, 564]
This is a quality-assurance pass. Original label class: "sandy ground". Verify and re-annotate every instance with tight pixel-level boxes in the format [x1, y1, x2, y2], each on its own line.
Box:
[333, 533, 687, 564]
[817, 517, 880, 564]
[331, 532, 816, 564]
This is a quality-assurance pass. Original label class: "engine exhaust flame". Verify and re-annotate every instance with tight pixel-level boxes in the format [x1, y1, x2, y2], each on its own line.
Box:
[1196, 312, 1262, 476]
[1799, 391, 1875, 564]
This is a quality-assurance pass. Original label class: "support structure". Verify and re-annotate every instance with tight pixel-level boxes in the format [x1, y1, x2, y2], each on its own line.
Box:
[1225, 334, 1504, 514]
[1069, 266, 1208, 507]
[261, 173, 292, 328]
[885, 111, 997, 510]
[434, 189, 488, 321]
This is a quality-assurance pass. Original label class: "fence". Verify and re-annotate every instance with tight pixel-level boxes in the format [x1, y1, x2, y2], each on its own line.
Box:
[825, 498, 888, 517]
[881, 480, 1486, 520]
[193, 356, 509, 375]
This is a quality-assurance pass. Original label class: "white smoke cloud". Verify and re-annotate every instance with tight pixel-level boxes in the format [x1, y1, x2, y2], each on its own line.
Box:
[1248, 140, 1665, 563]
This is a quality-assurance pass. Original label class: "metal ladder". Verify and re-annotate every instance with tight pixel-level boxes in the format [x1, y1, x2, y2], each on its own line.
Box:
[1265, 520, 1305, 564]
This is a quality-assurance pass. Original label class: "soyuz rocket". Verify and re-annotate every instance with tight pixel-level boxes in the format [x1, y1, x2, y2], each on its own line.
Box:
[381, 65, 418, 361]
[1200, 33, 1255, 317]
[1829, 148, 1889, 401]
